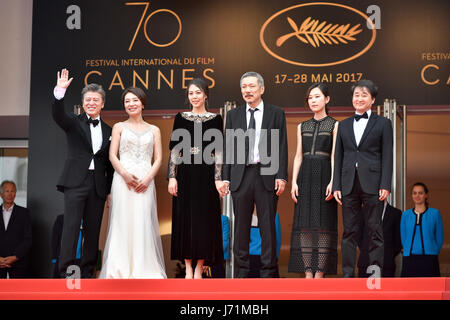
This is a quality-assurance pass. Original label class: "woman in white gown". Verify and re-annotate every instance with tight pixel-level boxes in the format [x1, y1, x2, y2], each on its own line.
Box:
[99, 87, 166, 279]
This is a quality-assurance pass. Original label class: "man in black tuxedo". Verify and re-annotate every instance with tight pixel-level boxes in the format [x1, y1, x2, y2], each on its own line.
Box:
[0, 180, 32, 278]
[357, 201, 402, 277]
[52, 68, 113, 278]
[222, 72, 288, 278]
[333, 79, 393, 278]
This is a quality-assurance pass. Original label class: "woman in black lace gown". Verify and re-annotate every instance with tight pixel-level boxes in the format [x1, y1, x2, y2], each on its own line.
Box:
[168, 78, 225, 279]
[289, 83, 339, 278]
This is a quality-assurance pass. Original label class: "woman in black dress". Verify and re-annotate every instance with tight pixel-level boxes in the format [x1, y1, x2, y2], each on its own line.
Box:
[168, 78, 225, 279]
[289, 83, 339, 278]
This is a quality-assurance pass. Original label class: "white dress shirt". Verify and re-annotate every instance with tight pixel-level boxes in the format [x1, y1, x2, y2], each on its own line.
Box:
[87, 115, 103, 170]
[353, 109, 371, 146]
[246, 101, 264, 164]
[54, 86, 103, 170]
[2, 204, 14, 231]
[251, 213, 258, 227]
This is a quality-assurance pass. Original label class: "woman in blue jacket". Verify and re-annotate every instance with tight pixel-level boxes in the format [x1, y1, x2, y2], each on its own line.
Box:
[401, 182, 444, 277]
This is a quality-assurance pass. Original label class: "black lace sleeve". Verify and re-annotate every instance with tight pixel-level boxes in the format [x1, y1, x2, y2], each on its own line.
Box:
[167, 149, 178, 179]
[214, 115, 223, 181]
[167, 113, 182, 179]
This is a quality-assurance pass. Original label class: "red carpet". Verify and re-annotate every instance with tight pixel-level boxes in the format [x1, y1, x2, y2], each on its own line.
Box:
[0, 278, 449, 300]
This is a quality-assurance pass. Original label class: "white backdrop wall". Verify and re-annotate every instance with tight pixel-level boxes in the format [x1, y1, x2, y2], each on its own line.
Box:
[0, 0, 32, 116]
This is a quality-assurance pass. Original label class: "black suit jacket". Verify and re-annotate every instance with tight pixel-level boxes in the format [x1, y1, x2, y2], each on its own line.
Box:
[223, 103, 288, 192]
[332, 112, 393, 196]
[357, 203, 402, 272]
[52, 98, 113, 199]
[0, 204, 32, 268]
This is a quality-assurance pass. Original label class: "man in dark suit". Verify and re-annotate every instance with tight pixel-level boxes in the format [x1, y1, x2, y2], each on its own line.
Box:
[357, 201, 402, 277]
[52, 68, 113, 278]
[0, 180, 32, 278]
[332, 79, 393, 278]
[222, 71, 288, 278]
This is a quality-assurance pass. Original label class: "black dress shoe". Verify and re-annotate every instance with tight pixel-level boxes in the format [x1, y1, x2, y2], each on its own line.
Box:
[60, 272, 74, 279]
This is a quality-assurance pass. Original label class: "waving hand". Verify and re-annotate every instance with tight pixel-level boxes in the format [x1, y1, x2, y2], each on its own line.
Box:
[56, 68, 73, 89]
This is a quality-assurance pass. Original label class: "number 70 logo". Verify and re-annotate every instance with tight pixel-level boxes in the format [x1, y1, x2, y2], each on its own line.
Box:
[126, 2, 182, 51]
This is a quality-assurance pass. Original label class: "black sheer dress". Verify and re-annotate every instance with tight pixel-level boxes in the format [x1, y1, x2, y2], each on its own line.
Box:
[288, 116, 338, 274]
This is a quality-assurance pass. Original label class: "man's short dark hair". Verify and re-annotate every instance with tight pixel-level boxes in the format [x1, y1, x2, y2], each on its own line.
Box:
[351, 79, 378, 99]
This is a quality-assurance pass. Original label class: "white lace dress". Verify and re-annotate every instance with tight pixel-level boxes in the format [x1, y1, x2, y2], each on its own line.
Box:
[99, 123, 167, 279]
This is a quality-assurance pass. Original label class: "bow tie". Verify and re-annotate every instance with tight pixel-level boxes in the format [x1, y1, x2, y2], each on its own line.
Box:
[354, 112, 368, 121]
[87, 118, 99, 127]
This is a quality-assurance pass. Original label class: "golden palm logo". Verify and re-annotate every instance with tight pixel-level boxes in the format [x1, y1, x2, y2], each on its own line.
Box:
[260, 3, 377, 67]
[276, 17, 363, 48]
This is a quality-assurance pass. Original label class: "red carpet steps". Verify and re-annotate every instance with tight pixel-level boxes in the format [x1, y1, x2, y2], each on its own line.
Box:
[0, 278, 448, 300]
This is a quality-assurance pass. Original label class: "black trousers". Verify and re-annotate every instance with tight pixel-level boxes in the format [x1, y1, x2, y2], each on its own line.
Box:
[58, 171, 105, 278]
[342, 172, 384, 277]
[231, 165, 278, 278]
[0, 267, 27, 278]
[248, 255, 280, 278]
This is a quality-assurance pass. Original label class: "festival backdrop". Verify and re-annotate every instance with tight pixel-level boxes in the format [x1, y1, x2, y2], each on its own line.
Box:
[28, 0, 449, 276]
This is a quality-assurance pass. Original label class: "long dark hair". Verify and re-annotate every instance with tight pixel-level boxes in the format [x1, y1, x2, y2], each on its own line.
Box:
[412, 182, 429, 208]
[185, 78, 210, 111]
[305, 83, 330, 115]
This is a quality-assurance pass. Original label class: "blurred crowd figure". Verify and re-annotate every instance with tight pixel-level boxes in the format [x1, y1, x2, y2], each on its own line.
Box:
[0, 180, 32, 278]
